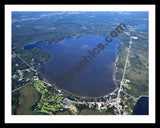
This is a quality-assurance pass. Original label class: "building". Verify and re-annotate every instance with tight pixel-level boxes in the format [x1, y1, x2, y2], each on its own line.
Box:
[96, 103, 101, 110]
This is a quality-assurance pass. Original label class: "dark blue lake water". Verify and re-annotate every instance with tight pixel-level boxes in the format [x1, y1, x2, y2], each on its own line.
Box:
[132, 97, 149, 115]
[24, 35, 120, 97]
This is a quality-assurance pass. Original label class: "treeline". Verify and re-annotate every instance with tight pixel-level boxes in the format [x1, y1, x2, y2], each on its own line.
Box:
[12, 91, 20, 115]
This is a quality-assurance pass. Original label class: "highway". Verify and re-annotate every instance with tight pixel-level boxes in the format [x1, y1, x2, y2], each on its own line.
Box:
[116, 32, 137, 114]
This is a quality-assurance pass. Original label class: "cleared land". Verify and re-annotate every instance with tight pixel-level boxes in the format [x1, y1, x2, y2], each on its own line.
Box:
[16, 84, 39, 115]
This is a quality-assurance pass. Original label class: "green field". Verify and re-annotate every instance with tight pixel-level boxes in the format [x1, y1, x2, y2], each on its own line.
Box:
[16, 84, 39, 115]
[56, 110, 71, 115]
[15, 81, 65, 115]
[79, 109, 113, 115]
[32, 81, 64, 115]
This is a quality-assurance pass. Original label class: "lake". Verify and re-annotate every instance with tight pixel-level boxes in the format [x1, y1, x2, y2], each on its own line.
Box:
[132, 97, 149, 115]
[24, 35, 120, 97]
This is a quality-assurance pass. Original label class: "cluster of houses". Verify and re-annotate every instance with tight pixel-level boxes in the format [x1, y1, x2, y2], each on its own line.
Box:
[88, 102, 107, 111]
[120, 79, 130, 88]
[61, 98, 71, 109]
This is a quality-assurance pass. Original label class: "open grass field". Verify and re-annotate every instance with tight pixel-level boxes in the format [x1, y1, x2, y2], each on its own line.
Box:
[16, 84, 39, 115]
[79, 109, 112, 115]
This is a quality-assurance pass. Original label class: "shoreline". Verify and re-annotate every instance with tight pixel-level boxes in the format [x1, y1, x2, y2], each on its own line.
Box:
[136, 95, 149, 101]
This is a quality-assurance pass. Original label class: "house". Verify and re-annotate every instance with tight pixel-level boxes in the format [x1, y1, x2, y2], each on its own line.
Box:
[96, 103, 101, 110]
[62, 98, 71, 106]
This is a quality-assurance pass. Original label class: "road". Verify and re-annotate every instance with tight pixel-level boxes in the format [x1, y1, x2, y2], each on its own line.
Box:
[12, 51, 36, 72]
[36, 80, 52, 86]
[12, 83, 28, 93]
[116, 33, 135, 114]
[12, 51, 61, 93]
[12, 52, 37, 92]
[123, 91, 138, 101]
